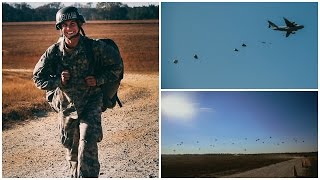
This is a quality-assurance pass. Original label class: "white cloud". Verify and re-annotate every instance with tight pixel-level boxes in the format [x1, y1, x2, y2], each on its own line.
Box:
[162, 93, 197, 121]
[199, 107, 215, 113]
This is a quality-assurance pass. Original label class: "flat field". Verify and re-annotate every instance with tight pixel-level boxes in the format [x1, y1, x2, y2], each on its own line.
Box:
[3, 20, 158, 71]
[2, 20, 159, 124]
[161, 153, 318, 178]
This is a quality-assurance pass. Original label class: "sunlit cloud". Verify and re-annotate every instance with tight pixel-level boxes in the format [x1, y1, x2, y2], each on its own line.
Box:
[162, 93, 216, 122]
[162, 93, 198, 121]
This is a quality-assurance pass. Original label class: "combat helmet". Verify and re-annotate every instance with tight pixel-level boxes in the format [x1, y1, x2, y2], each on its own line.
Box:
[55, 6, 85, 30]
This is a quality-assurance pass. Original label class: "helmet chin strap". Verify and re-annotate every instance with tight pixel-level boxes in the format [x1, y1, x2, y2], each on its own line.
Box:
[80, 27, 86, 36]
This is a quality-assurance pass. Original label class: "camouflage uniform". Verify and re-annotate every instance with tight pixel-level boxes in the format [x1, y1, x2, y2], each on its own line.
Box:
[33, 35, 123, 177]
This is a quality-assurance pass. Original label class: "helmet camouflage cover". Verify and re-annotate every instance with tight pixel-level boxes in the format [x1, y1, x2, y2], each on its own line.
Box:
[55, 6, 85, 30]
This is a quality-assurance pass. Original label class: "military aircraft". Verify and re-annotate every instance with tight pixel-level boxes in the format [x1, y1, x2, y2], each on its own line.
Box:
[268, 17, 304, 37]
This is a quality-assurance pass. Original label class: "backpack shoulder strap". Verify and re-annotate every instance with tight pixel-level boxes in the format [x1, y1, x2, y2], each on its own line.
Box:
[83, 37, 95, 75]
[51, 42, 63, 75]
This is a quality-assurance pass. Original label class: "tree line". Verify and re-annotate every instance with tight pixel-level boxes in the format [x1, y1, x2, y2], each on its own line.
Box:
[3, 2, 159, 22]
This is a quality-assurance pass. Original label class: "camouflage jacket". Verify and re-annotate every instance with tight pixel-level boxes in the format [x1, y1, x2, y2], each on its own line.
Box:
[33, 35, 123, 110]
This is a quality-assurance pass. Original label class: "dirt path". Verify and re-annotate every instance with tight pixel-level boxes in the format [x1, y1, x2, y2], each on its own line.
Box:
[224, 157, 311, 178]
[2, 69, 33, 73]
[2, 73, 159, 178]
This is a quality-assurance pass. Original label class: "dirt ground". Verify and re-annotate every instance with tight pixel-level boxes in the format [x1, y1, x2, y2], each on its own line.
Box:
[225, 157, 316, 178]
[161, 153, 317, 178]
[2, 72, 159, 178]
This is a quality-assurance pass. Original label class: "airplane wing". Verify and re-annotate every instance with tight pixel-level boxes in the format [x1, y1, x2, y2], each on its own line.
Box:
[286, 31, 291, 37]
[284, 18, 296, 27]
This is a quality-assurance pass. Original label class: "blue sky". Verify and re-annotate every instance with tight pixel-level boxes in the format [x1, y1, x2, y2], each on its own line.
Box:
[161, 2, 318, 89]
[161, 91, 318, 154]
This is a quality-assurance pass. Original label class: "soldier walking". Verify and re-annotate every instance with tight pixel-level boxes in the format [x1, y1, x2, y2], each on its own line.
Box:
[33, 6, 123, 178]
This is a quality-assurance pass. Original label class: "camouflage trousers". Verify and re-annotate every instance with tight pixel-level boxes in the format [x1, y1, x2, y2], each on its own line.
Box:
[50, 88, 103, 178]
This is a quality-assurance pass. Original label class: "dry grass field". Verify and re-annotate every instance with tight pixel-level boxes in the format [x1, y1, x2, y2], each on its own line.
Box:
[3, 20, 158, 71]
[2, 20, 159, 124]
[161, 153, 318, 178]
[2, 70, 50, 127]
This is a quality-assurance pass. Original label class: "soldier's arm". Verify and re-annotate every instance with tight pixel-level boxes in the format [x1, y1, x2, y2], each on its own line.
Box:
[94, 41, 124, 86]
[32, 45, 62, 90]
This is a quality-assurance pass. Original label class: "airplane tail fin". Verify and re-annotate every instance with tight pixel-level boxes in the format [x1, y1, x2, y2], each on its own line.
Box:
[268, 21, 278, 29]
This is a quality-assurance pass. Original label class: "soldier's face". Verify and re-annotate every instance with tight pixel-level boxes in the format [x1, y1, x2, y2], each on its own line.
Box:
[61, 20, 80, 39]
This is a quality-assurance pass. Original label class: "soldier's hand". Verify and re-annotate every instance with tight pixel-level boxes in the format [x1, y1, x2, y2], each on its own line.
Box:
[85, 76, 97, 87]
[61, 70, 70, 86]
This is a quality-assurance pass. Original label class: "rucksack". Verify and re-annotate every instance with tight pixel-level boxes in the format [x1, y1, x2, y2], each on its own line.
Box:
[49, 37, 123, 112]
[84, 38, 124, 111]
